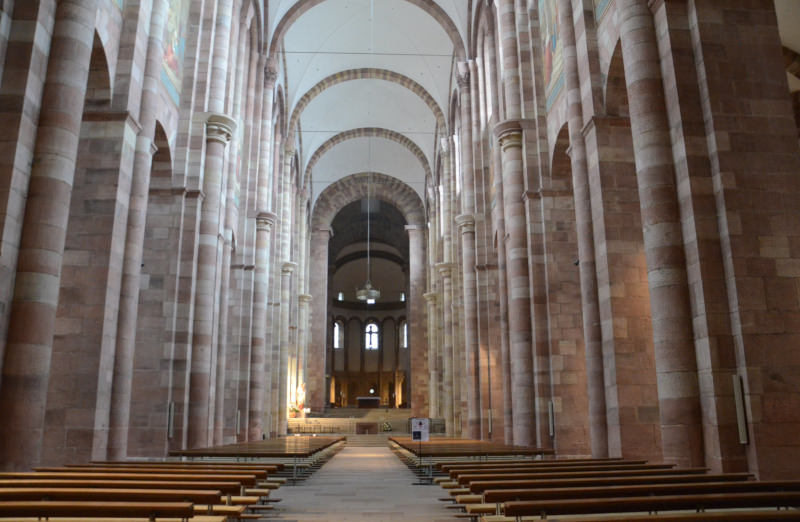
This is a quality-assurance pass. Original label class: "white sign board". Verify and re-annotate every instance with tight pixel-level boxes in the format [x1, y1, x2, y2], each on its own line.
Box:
[410, 417, 430, 442]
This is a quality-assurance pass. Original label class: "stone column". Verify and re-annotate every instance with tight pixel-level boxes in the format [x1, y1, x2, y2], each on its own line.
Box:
[107, 0, 169, 461]
[0, 0, 100, 470]
[278, 261, 297, 435]
[297, 293, 312, 409]
[186, 0, 237, 449]
[406, 225, 428, 418]
[494, 0, 535, 447]
[187, 113, 236, 449]
[557, 0, 607, 457]
[456, 214, 480, 439]
[493, 121, 535, 446]
[456, 62, 481, 440]
[436, 262, 456, 435]
[248, 211, 277, 440]
[424, 292, 439, 418]
[617, 0, 703, 467]
[308, 228, 332, 413]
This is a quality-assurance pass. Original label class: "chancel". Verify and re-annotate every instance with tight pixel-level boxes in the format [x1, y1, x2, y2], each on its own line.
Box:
[0, 0, 799, 520]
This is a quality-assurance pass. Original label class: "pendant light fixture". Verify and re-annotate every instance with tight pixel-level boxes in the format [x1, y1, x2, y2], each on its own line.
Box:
[357, 0, 379, 303]
[357, 169, 380, 302]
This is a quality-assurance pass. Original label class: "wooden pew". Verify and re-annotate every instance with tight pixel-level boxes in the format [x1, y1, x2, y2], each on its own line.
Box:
[7, 518, 227, 522]
[37, 466, 268, 480]
[482, 480, 800, 504]
[0, 488, 221, 504]
[449, 463, 675, 480]
[90, 461, 284, 472]
[456, 467, 710, 487]
[0, 479, 243, 495]
[501, 491, 800, 518]
[0, 472, 258, 487]
[440, 458, 637, 473]
[0, 500, 194, 519]
[468, 472, 754, 494]
[480, 511, 800, 521]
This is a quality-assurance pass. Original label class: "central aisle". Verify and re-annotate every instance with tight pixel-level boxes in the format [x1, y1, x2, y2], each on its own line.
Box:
[275, 445, 458, 521]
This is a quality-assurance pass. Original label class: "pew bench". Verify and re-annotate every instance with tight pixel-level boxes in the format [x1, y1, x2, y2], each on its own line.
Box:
[0, 479, 243, 495]
[438, 458, 630, 473]
[0, 500, 194, 520]
[457, 467, 710, 487]
[467, 472, 754, 494]
[0, 487, 221, 504]
[501, 491, 800, 519]
[479, 510, 800, 521]
[6, 517, 227, 522]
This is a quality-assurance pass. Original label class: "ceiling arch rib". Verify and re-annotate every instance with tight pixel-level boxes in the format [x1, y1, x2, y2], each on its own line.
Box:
[312, 172, 425, 229]
[305, 127, 431, 182]
[269, 0, 467, 62]
[287, 68, 446, 142]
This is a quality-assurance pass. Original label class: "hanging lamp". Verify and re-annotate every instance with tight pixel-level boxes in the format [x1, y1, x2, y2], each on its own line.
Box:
[356, 170, 380, 302]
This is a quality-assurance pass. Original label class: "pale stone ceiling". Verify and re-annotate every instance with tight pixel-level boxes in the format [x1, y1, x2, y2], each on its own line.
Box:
[267, 0, 800, 208]
[267, 0, 471, 205]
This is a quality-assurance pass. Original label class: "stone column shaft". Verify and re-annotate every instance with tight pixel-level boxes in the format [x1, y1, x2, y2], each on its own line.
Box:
[249, 212, 276, 440]
[494, 121, 535, 446]
[0, 0, 100, 470]
[618, 0, 703, 467]
[108, 0, 169, 460]
[406, 225, 428, 417]
[557, 0, 607, 457]
[278, 261, 297, 435]
[436, 262, 456, 435]
[456, 62, 481, 440]
[424, 292, 439, 418]
[308, 228, 331, 413]
[186, 0, 237, 449]
[246, 65, 277, 441]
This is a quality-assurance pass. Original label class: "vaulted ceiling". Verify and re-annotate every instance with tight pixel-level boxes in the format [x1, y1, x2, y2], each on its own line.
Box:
[266, 0, 471, 206]
[266, 0, 800, 211]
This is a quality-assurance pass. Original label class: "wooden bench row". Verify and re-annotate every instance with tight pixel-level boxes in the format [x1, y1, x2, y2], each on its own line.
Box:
[425, 452, 800, 521]
[0, 458, 284, 520]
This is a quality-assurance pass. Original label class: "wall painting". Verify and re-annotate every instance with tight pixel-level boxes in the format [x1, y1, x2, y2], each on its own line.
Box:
[593, 0, 613, 22]
[539, 0, 564, 110]
[161, 0, 190, 105]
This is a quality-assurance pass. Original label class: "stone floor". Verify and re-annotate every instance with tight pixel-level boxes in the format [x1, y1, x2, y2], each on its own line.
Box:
[272, 445, 459, 521]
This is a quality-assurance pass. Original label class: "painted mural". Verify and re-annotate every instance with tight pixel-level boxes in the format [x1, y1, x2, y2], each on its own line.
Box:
[593, 0, 613, 21]
[161, 0, 190, 105]
[539, 0, 564, 110]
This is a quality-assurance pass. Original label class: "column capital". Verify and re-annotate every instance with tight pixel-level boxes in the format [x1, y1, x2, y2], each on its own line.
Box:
[493, 119, 523, 150]
[256, 211, 278, 230]
[435, 262, 456, 277]
[440, 136, 451, 153]
[312, 227, 333, 238]
[264, 66, 278, 87]
[456, 62, 470, 90]
[150, 142, 159, 156]
[405, 224, 424, 233]
[205, 113, 237, 144]
[423, 292, 439, 303]
[298, 293, 313, 304]
[281, 261, 298, 274]
[455, 213, 475, 233]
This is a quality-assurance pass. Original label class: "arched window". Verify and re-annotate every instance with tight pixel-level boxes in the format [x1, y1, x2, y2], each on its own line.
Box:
[333, 321, 344, 349]
[365, 322, 379, 350]
[400, 321, 408, 348]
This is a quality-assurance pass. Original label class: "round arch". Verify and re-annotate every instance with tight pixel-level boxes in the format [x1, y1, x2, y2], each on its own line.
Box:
[288, 68, 446, 140]
[305, 127, 431, 181]
[269, 0, 466, 61]
[312, 172, 425, 229]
